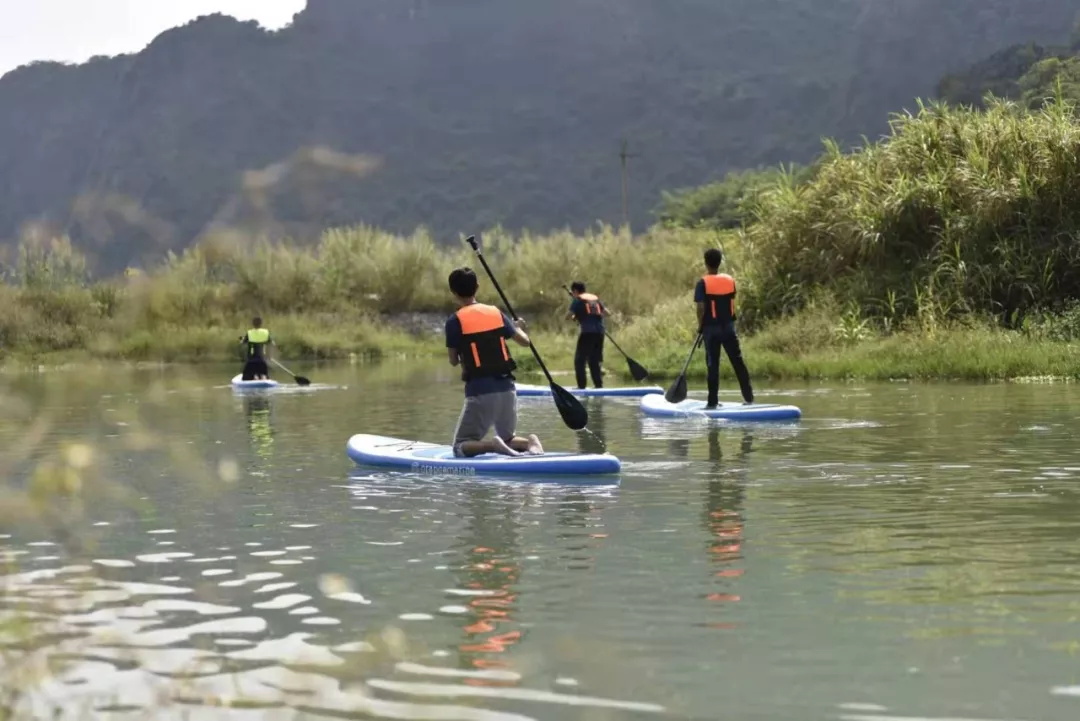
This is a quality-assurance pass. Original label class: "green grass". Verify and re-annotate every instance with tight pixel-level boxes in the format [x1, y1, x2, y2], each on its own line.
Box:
[5, 226, 1080, 382]
[739, 97, 1080, 331]
[518, 299, 1080, 383]
[744, 327, 1080, 381]
[0, 224, 708, 366]
[0, 315, 434, 368]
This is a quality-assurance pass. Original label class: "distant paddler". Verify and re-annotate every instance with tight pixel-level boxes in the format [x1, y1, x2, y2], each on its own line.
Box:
[239, 316, 275, 381]
[695, 249, 753, 408]
[566, 280, 608, 390]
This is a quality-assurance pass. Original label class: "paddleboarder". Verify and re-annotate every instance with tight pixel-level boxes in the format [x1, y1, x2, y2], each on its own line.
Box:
[695, 249, 754, 408]
[239, 317, 275, 381]
[566, 281, 608, 389]
[446, 267, 544, 458]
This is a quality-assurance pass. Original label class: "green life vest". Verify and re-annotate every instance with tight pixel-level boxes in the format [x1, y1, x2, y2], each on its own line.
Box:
[247, 328, 270, 357]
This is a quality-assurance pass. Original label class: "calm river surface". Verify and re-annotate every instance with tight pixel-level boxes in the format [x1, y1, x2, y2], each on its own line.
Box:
[2, 360, 1080, 721]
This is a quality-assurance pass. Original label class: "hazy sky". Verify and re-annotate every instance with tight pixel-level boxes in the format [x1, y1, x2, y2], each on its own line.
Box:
[0, 0, 307, 77]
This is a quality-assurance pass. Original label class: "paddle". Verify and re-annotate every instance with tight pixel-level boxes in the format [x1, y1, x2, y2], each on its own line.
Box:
[270, 358, 311, 386]
[561, 285, 650, 381]
[464, 235, 588, 431]
[664, 333, 703, 404]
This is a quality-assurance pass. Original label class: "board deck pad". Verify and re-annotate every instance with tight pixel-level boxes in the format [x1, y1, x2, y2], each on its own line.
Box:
[346, 434, 621, 476]
[639, 393, 801, 421]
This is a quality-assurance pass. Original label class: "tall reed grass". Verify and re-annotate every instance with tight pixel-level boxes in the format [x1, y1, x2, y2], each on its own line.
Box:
[741, 97, 1080, 331]
[0, 224, 709, 363]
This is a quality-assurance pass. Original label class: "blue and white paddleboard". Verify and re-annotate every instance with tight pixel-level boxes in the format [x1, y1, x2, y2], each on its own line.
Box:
[639, 393, 801, 421]
[346, 434, 621, 476]
[516, 383, 664, 398]
[231, 374, 280, 389]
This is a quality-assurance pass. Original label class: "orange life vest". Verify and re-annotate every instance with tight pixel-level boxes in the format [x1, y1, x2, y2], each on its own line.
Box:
[573, 292, 604, 320]
[701, 274, 736, 326]
[455, 304, 516, 380]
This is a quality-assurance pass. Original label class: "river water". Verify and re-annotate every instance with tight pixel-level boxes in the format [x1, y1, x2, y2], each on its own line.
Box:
[2, 361, 1080, 721]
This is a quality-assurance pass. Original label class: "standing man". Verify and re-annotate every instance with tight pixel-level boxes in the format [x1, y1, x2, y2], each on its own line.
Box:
[566, 281, 608, 389]
[445, 267, 544, 458]
[239, 316, 275, 380]
[694, 249, 754, 408]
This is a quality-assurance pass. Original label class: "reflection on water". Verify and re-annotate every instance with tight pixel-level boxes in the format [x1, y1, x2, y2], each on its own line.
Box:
[451, 484, 526, 678]
[576, 399, 608, 456]
[556, 486, 606, 573]
[2, 366, 1080, 719]
[700, 429, 750, 629]
[242, 394, 275, 466]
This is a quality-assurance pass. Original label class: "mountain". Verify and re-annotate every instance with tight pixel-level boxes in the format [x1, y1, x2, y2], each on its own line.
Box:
[0, 0, 1075, 273]
[936, 28, 1080, 112]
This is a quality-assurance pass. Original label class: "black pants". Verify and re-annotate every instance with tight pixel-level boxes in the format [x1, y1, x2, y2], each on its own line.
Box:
[575, 333, 605, 389]
[704, 326, 753, 405]
[242, 358, 269, 381]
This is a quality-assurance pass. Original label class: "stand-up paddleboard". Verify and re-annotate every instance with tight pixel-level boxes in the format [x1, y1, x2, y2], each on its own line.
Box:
[640, 393, 801, 421]
[346, 434, 621, 476]
[516, 383, 664, 398]
[231, 374, 280, 389]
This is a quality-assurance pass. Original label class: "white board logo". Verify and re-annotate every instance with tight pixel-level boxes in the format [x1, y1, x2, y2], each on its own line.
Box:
[410, 462, 475, 477]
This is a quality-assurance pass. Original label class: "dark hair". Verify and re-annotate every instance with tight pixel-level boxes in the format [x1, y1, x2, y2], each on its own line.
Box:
[252, 316, 263, 327]
[449, 267, 479, 298]
[704, 248, 723, 269]
[570, 281, 586, 293]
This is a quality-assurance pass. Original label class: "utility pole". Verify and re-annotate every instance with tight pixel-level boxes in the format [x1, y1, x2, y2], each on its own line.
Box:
[619, 138, 639, 232]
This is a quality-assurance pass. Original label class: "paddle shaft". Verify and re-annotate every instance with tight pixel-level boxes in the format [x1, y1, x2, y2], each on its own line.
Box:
[679, 333, 704, 376]
[271, 357, 299, 377]
[463, 235, 588, 431]
[663, 332, 702, 403]
[466, 237, 558, 384]
[603, 332, 631, 358]
[270, 357, 311, 385]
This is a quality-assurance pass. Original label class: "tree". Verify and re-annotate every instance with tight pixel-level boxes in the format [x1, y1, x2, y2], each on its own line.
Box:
[1019, 56, 1080, 109]
[656, 165, 816, 231]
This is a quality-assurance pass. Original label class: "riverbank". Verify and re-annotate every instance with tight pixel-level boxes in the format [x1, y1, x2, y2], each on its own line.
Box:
[5, 309, 1079, 383]
[0, 310, 434, 367]
[516, 326, 1080, 383]
[3, 251, 1077, 381]
[0, 224, 703, 365]
[504, 294, 1080, 383]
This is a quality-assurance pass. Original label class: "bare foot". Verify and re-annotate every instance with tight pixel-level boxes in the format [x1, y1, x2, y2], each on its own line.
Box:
[491, 437, 522, 457]
[525, 434, 544, 455]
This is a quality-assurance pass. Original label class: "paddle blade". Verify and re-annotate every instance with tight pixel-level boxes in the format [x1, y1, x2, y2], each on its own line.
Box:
[550, 383, 589, 430]
[626, 357, 650, 382]
[295, 375, 312, 386]
[665, 374, 688, 404]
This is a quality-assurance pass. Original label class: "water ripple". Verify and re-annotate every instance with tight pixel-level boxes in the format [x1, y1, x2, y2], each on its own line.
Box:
[6, 372, 1080, 719]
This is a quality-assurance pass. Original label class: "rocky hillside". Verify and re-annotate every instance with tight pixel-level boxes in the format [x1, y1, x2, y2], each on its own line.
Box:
[0, 0, 1074, 271]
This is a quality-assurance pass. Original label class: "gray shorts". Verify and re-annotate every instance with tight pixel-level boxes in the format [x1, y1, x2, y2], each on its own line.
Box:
[451, 390, 518, 457]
